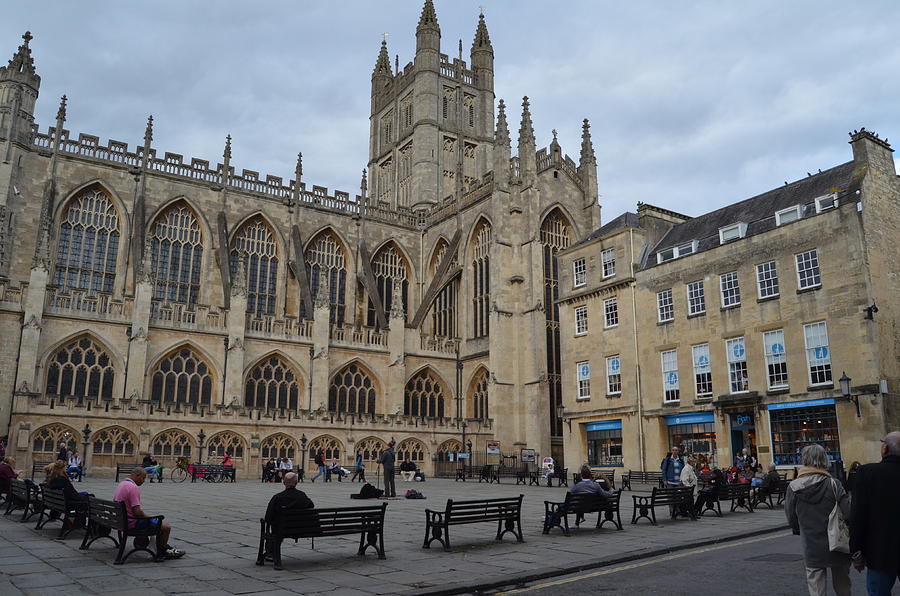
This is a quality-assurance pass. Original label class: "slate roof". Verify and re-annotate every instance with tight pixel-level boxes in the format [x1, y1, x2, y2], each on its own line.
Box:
[643, 160, 862, 269]
[568, 211, 639, 250]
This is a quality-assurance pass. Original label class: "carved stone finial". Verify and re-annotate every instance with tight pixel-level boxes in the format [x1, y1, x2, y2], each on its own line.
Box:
[373, 39, 392, 76]
[313, 273, 330, 310]
[519, 96, 535, 147]
[473, 12, 492, 49]
[360, 168, 368, 199]
[55, 95, 67, 125]
[418, 0, 439, 30]
[138, 240, 155, 284]
[223, 134, 232, 161]
[495, 99, 510, 147]
[3, 31, 39, 82]
[144, 115, 154, 147]
[389, 278, 405, 319]
[295, 152, 303, 183]
[580, 118, 596, 165]
[231, 253, 247, 297]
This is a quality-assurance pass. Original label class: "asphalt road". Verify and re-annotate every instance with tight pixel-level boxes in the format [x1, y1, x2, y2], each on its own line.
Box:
[481, 531, 900, 596]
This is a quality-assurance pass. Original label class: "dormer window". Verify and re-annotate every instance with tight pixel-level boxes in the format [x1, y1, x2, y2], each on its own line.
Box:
[815, 193, 839, 213]
[776, 205, 801, 226]
[656, 240, 698, 264]
[719, 223, 747, 244]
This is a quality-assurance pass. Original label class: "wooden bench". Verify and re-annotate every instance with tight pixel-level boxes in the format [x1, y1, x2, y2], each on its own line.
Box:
[189, 464, 236, 483]
[572, 468, 616, 490]
[631, 486, 696, 525]
[700, 483, 753, 516]
[754, 478, 789, 509]
[546, 467, 568, 487]
[543, 490, 623, 535]
[79, 497, 165, 564]
[30, 461, 53, 480]
[115, 463, 163, 483]
[35, 487, 88, 538]
[478, 465, 495, 483]
[256, 503, 387, 570]
[3, 479, 42, 522]
[622, 470, 664, 490]
[423, 495, 524, 551]
[454, 464, 484, 482]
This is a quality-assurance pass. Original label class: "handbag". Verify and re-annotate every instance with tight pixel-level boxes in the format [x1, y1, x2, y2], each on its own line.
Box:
[827, 479, 850, 553]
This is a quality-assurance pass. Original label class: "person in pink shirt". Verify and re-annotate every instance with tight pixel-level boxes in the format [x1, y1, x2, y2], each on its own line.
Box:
[113, 468, 185, 561]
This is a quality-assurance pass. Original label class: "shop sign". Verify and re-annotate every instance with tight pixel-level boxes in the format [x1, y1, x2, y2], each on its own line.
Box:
[666, 412, 715, 426]
[486, 441, 501, 455]
[585, 420, 622, 431]
[767, 397, 835, 411]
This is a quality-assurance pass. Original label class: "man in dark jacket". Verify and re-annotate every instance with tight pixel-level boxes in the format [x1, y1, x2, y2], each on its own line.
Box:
[56, 442, 69, 462]
[660, 445, 684, 487]
[850, 431, 900, 595]
[263, 472, 314, 571]
[379, 441, 396, 497]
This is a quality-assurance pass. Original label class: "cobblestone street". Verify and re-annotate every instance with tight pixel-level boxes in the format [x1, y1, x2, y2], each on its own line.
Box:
[0, 477, 788, 595]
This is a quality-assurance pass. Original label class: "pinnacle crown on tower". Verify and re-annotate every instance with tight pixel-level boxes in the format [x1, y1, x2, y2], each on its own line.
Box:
[0, 31, 40, 89]
[472, 13, 492, 50]
[373, 39, 392, 76]
[417, 0, 440, 31]
[580, 119, 596, 165]
[496, 99, 510, 147]
[519, 96, 535, 147]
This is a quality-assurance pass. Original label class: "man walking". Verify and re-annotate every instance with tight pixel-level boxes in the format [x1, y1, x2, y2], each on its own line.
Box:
[310, 450, 326, 482]
[379, 441, 396, 497]
[850, 431, 900, 595]
[661, 445, 684, 487]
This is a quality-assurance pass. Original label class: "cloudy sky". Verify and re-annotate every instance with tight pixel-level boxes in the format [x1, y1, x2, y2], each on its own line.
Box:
[6, 1, 900, 221]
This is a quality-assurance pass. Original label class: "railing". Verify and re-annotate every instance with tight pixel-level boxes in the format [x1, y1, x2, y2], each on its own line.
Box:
[419, 334, 460, 355]
[245, 315, 313, 340]
[45, 288, 132, 320]
[0, 281, 25, 309]
[330, 325, 386, 348]
[150, 301, 223, 329]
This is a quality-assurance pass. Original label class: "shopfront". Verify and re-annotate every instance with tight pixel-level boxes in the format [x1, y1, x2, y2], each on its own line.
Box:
[768, 398, 842, 466]
[586, 420, 623, 467]
[666, 412, 717, 466]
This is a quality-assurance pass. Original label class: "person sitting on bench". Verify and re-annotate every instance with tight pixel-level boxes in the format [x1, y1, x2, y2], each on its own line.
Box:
[67, 451, 83, 481]
[399, 458, 417, 481]
[545, 465, 613, 530]
[263, 458, 278, 482]
[263, 472, 314, 567]
[114, 468, 185, 561]
[142, 454, 162, 482]
[329, 458, 349, 481]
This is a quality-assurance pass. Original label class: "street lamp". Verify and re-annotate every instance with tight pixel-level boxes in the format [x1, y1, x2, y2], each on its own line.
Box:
[197, 429, 206, 463]
[839, 372, 861, 418]
[300, 433, 308, 477]
[556, 402, 571, 431]
[81, 424, 91, 480]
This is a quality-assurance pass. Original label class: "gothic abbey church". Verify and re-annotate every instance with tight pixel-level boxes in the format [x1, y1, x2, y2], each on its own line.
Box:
[0, 1, 600, 475]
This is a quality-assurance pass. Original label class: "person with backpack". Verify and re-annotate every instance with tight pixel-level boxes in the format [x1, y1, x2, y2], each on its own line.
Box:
[310, 450, 326, 482]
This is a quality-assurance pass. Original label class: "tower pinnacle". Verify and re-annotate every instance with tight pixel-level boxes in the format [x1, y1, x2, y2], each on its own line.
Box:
[373, 39, 392, 76]
[580, 118, 596, 165]
[496, 99, 510, 148]
[417, 0, 439, 31]
[143, 115, 154, 147]
[518, 96, 535, 147]
[472, 13, 492, 49]
[1, 31, 40, 87]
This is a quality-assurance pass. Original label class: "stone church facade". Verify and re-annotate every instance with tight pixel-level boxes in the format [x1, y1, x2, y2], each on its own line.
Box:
[0, 2, 600, 477]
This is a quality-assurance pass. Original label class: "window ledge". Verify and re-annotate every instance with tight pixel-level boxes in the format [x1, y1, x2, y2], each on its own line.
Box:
[606, 393, 622, 398]
[757, 295, 780, 304]
[662, 400, 681, 407]
[694, 396, 714, 403]
[657, 319, 674, 326]
[729, 390, 751, 396]
[766, 388, 790, 396]
[808, 383, 834, 391]
[687, 311, 706, 319]
[575, 332, 587, 337]
[797, 285, 822, 295]
[720, 304, 742, 312]
[604, 324, 619, 330]
[576, 397, 591, 402]
[602, 275, 615, 281]
[573, 283, 586, 289]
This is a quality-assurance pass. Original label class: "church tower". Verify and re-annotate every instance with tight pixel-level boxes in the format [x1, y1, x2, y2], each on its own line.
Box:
[368, 1, 496, 211]
[0, 31, 41, 149]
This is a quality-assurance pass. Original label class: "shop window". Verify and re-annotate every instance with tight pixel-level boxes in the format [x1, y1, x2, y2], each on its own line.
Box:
[668, 422, 717, 467]
[587, 427, 623, 466]
[769, 402, 841, 465]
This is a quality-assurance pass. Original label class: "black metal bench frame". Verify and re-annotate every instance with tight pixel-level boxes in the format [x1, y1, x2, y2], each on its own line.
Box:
[35, 487, 88, 538]
[622, 470, 664, 491]
[116, 463, 163, 483]
[30, 461, 54, 480]
[423, 495, 524, 551]
[546, 467, 568, 487]
[700, 483, 754, 517]
[190, 464, 236, 483]
[544, 490, 623, 535]
[572, 469, 617, 490]
[631, 486, 696, 525]
[79, 497, 164, 564]
[4, 479, 42, 522]
[753, 478, 789, 509]
[256, 503, 387, 570]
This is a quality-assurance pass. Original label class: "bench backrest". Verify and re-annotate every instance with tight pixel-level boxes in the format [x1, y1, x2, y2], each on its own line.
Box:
[87, 497, 127, 532]
[9, 478, 30, 500]
[41, 487, 69, 512]
[772, 479, 790, 493]
[31, 462, 53, 479]
[651, 486, 693, 504]
[445, 495, 523, 522]
[565, 489, 620, 511]
[273, 503, 386, 537]
[720, 483, 751, 497]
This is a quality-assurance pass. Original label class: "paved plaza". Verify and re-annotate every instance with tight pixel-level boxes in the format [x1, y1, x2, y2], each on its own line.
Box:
[0, 476, 789, 595]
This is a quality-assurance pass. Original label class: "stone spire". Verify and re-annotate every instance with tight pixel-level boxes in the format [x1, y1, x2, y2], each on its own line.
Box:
[220, 134, 232, 184]
[417, 0, 439, 31]
[141, 115, 153, 167]
[295, 152, 303, 183]
[0, 31, 40, 89]
[373, 39, 392, 76]
[495, 99, 510, 148]
[360, 168, 368, 202]
[472, 13, 492, 50]
[579, 118, 596, 166]
[54, 94, 67, 131]
[416, 0, 441, 62]
[518, 96, 537, 181]
[518, 96, 534, 146]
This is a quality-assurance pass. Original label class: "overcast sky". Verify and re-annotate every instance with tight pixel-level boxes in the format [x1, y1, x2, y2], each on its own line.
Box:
[6, 1, 900, 222]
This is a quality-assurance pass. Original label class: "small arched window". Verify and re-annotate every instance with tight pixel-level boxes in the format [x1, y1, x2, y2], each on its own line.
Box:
[469, 368, 489, 419]
[430, 239, 457, 338]
[304, 230, 347, 326]
[471, 219, 491, 338]
[328, 363, 377, 415]
[92, 427, 136, 456]
[150, 203, 203, 306]
[244, 355, 301, 410]
[309, 435, 343, 461]
[45, 335, 115, 400]
[150, 346, 213, 407]
[32, 424, 78, 457]
[367, 242, 409, 327]
[53, 186, 120, 294]
[404, 368, 447, 418]
[231, 216, 278, 317]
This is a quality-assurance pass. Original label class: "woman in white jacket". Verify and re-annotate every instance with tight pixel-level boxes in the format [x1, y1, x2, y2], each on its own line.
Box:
[680, 455, 698, 496]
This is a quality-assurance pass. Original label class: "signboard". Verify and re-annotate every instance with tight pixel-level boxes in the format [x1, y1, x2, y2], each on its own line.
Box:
[665, 412, 715, 426]
[578, 363, 590, 381]
[520, 449, 536, 463]
[585, 420, 622, 432]
[767, 397, 835, 411]
[486, 441, 501, 455]
[456, 453, 470, 460]
[731, 340, 745, 359]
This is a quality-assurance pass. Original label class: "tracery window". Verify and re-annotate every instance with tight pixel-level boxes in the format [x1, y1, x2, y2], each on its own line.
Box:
[32, 424, 78, 456]
[53, 186, 119, 294]
[244, 355, 301, 410]
[367, 242, 409, 327]
[150, 347, 213, 407]
[150, 203, 203, 306]
[437, 439, 463, 461]
[328, 363, 377, 414]
[303, 231, 347, 326]
[471, 219, 491, 338]
[206, 431, 245, 459]
[151, 429, 192, 458]
[404, 368, 446, 418]
[231, 217, 278, 317]
[45, 335, 115, 400]
[308, 435, 342, 461]
[354, 436, 385, 462]
[540, 211, 572, 438]
[396, 438, 427, 463]
[91, 427, 136, 456]
[260, 433, 296, 460]
[469, 368, 489, 420]
[430, 240, 457, 338]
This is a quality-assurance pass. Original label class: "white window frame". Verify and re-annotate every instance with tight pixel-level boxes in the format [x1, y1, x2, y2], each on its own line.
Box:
[661, 349, 679, 403]
[576, 361, 591, 400]
[796, 249, 821, 290]
[718, 222, 747, 244]
[687, 280, 706, 316]
[756, 261, 780, 299]
[803, 321, 833, 387]
[692, 343, 712, 397]
[574, 305, 588, 336]
[763, 329, 788, 390]
[601, 248, 616, 279]
[657, 289, 674, 322]
[606, 355, 621, 396]
[815, 193, 838, 213]
[656, 240, 698, 264]
[573, 257, 586, 288]
[775, 205, 801, 226]
[726, 337, 749, 394]
[603, 297, 618, 329]
[720, 271, 741, 307]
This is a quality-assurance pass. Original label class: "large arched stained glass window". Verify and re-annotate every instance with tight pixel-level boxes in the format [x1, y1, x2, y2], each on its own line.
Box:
[260, 433, 296, 460]
[45, 335, 115, 400]
[32, 424, 78, 458]
[404, 368, 446, 418]
[328, 362, 377, 415]
[430, 239, 457, 338]
[304, 230, 347, 326]
[53, 186, 119, 293]
[244, 355, 301, 410]
[469, 368, 489, 420]
[540, 210, 572, 438]
[367, 242, 409, 327]
[151, 429, 193, 458]
[150, 346, 213, 407]
[471, 219, 491, 338]
[150, 203, 203, 306]
[230, 216, 278, 317]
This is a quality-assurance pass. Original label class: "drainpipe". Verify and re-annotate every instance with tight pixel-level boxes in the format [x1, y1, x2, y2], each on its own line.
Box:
[629, 228, 646, 471]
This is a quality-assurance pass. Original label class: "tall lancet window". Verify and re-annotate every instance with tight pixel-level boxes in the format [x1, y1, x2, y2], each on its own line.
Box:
[540, 210, 572, 439]
[471, 219, 491, 338]
[303, 230, 347, 326]
[53, 186, 120, 294]
[230, 216, 278, 317]
[367, 242, 409, 327]
[430, 239, 457, 338]
[150, 203, 202, 306]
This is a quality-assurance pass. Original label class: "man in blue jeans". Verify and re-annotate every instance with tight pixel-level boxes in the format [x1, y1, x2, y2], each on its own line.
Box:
[850, 431, 900, 595]
[660, 445, 684, 487]
[310, 449, 326, 482]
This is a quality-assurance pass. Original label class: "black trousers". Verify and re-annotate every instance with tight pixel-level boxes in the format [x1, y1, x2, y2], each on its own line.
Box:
[350, 468, 366, 482]
[384, 469, 396, 497]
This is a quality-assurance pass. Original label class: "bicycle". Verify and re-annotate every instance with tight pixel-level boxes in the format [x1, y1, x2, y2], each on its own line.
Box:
[170, 457, 189, 483]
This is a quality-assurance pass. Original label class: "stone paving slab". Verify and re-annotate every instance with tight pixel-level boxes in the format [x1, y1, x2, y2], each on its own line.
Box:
[0, 477, 787, 594]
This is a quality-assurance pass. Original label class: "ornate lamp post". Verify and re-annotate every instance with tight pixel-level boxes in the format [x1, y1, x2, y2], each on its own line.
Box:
[300, 433, 308, 476]
[839, 372, 861, 418]
[81, 424, 91, 479]
[197, 429, 206, 463]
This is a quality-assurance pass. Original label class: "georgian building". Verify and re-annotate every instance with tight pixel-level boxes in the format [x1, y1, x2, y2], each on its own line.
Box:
[0, 2, 600, 476]
[558, 130, 900, 472]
